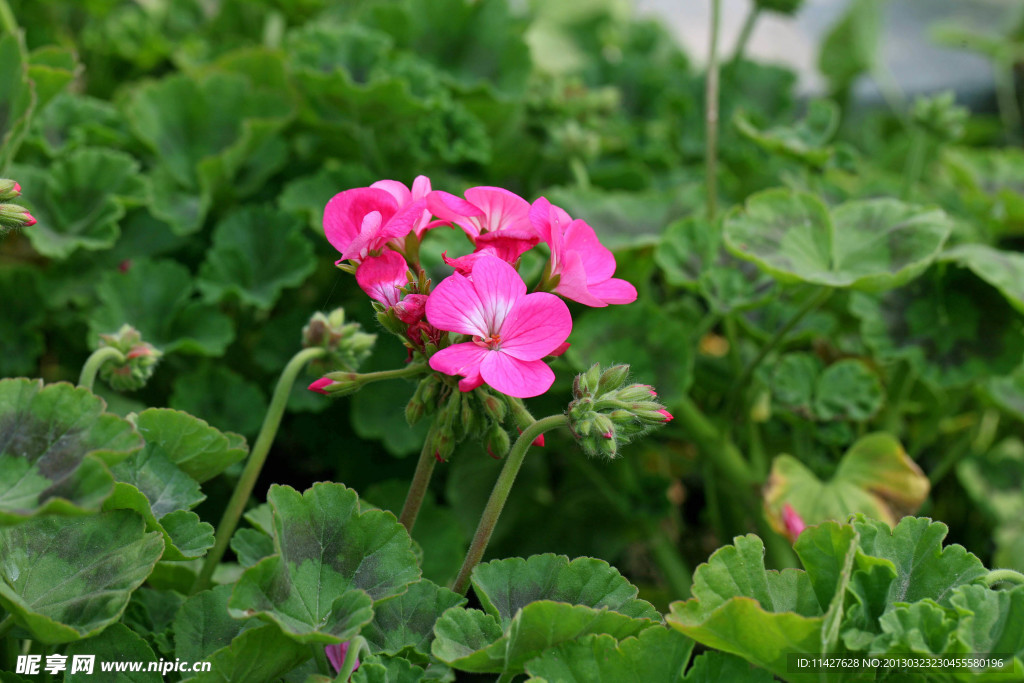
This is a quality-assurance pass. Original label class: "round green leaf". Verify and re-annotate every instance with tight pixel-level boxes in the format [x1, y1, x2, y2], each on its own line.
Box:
[988, 366, 1024, 423]
[725, 190, 951, 291]
[524, 627, 695, 683]
[174, 585, 258, 663]
[65, 623, 161, 682]
[768, 352, 822, 413]
[939, 244, 1024, 315]
[470, 554, 659, 629]
[681, 651, 776, 683]
[169, 366, 267, 438]
[16, 147, 147, 259]
[812, 359, 884, 422]
[90, 259, 235, 356]
[764, 433, 929, 533]
[197, 206, 315, 310]
[362, 579, 466, 660]
[0, 379, 142, 523]
[190, 623, 311, 683]
[228, 482, 421, 643]
[0, 510, 164, 643]
[133, 408, 248, 484]
[733, 99, 838, 168]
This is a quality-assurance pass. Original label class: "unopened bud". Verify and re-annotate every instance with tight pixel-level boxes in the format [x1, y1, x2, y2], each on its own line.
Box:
[394, 294, 428, 324]
[597, 365, 629, 394]
[96, 324, 162, 391]
[478, 388, 508, 424]
[302, 308, 377, 373]
[0, 179, 21, 202]
[484, 423, 511, 459]
[0, 203, 36, 232]
[375, 306, 408, 336]
[308, 373, 361, 397]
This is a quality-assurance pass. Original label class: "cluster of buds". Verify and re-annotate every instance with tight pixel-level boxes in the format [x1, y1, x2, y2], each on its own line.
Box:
[911, 91, 967, 144]
[96, 325, 162, 391]
[407, 379, 520, 462]
[0, 179, 36, 237]
[302, 308, 377, 375]
[567, 364, 673, 460]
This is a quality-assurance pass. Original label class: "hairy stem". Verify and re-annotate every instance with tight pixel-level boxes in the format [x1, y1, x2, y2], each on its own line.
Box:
[77, 347, 126, 392]
[705, 0, 722, 221]
[398, 422, 440, 532]
[452, 414, 568, 595]
[337, 636, 367, 680]
[901, 128, 927, 201]
[192, 347, 327, 594]
[730, 5, 760, 63]
[983, 569, 1024, 588]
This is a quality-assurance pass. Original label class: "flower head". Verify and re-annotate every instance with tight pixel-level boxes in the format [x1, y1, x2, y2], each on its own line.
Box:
[323, 186, 425, 264]
[426, 253, 571, 398]
[428, 186, 538, 263]
[371, 175, 435, 237]
[530, 197, 637, 307]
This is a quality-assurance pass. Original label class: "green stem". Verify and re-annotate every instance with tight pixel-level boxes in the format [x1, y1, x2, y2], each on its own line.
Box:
[496, 673, 516, 683]
[983, 569, 1024, 588]
[452, 414, 568, 595]
[312, 644, 331, 676]
[77, 347, 126, 391]
[723, 315, 742, 377]
[192, 347, 327, 594]
[995, 60, 1023, 143]
[705, 0, 722, 221]
[337, 636, 367, 680]
[398, 422, 440, 532]
[673, 395, 758, 486]
[340, 364, 427, 386]
[901, 128, 927, 201]
[730, 5, 760, 63]
[729, 288, 833, 412]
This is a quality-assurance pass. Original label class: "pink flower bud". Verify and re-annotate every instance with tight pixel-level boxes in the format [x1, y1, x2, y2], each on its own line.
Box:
[782, 503, 806, 540]
[22, 212, 36, 227]
[657, 409, 673, 422]
[308, 377, 335, 395]
[394, 293, 428, 324]
[325, 641, 360, 675]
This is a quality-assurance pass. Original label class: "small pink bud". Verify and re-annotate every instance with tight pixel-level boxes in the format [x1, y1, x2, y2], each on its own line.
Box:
[325, 641, 360, 675]
[394, 293, 428, 324]
[119, 259, 133, 273]
[434, 450, 446, 463]
[125, 345, 152, 359]
[657, 409, 673, 422]
[782, 503, 806, 540]
[516, 426, 546, 447]
[22, 212, 36, 227]
[641, 384, 657, 396]
[601, 432, 614, 439]
[13, 183, 20, 193]
[308, 377, 334, 395]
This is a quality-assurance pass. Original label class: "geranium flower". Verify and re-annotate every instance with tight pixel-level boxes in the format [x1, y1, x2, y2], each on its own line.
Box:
[354, 250, 408, 307]
[323, 187, 425, 264]
[529, 197, 637, 307]
[428, 186, 538, 262]
[426, 254, 571, 398]
[370, 175, 435, 237]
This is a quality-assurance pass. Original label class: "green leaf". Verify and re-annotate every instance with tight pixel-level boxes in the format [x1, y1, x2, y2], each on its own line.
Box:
[175, 585, 258, 663]
[0, 267, 45, 376]
[654, 216, 719, 290]
[169, 366, 268, 438]
[197, 206, 315, 310]
[28, 92, 131, 156]
[818, 0, 882, 94]
[812, 359, 884, 422]
[666, 534, 828, 680]
[190, 624, 311, 683]
[15, 148, 147, 258]
[958, 438, 1024, 529]
[362, 579, 466, 660]
[0, 33, 35, 173]
[103, 481, 213, 561]
[850, 266, 1024, 387]
[682, 651, 776, 682]
[948, 584, 1024, 671]
[350, 655, 427, 683]
[432, 601, 655, 675]
[126, 71, 294, 235]
[90, 259, 235, 356]
[228, 482, 420, 643]
[470, 554, 659, 629]
[134, 408, 248, 484]
[724, 191, 952, 291]
[939, 244, 1024, 315]
[231, 527, 275, 568]
[764, 434, 929, 533]
[734, 99, 839, 168]
[65, 623, 161, 682]
[123, 587, 184, 658]
[988, 367, 1024, 423]
[0, 379, 142, 523]
[0, 510, 163, 643]
[524, 627, 695, 682]
[768, 353, 822, 413]
[27, 45, 78, 113]
[112, 445, 204, 515]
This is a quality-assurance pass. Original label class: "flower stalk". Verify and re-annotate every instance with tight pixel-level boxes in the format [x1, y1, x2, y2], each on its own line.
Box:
[452, 414, 568, 594]
[78, 346, 126, 392]
[398, 422, 441, 532]
[192, 346, 327, 593]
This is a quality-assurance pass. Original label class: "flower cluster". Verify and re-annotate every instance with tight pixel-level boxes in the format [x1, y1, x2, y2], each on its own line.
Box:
[317, 178, 637, 400]
[95, 324, 162, 391]
[0, 178, 36, 237]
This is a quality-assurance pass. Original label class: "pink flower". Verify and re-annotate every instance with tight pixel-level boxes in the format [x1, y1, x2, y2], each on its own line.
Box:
[325, 641, 360, 674]
[428, 186, 538, 262]
[308, 377, 335, 395]
[782, 503, 806, 541]
[529, 197, 637, 307]
[23, 212, 36, 227]
[323, 187, 425, 264]
[371, 175, 435, 237]
[355, 250, 409, 307]
[426, 254, 571, 398]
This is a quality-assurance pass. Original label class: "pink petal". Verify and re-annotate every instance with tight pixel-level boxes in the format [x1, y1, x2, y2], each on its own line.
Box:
[553, 251, 608, 307]
[469, 254, 526, 335]
[427, 190, 485, 239]
[429, 343, 490, 380]
[464, 187, 531, 234]
[499, 292, 572, 361]
[411, 175, 431, 200]
[425, 272, 488, 337]
[381, 198, 428, 243]
[370, 179, 412, 206]
[356, 251, 408, 307]
[480, 353, 556, 398]
[459, 372, 485, 392]
[587, 277, 638, 305]
[308, 378, 333, 395]
[549, 341, 571, 357]
[475, 229, 539, 262]
[324, 188, 398, 256]
[341, 210, 384, 261]
[563, 219, 616, 283]
[394, 293, 428, 323]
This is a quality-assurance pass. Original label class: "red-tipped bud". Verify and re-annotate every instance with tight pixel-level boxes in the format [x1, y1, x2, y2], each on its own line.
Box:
[657, 409, 673, 422]
[782, 503, 806, 541]
[308, 377, 334, 395]
[22, 212, 35, 227]
[394, 294, 428, 324]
